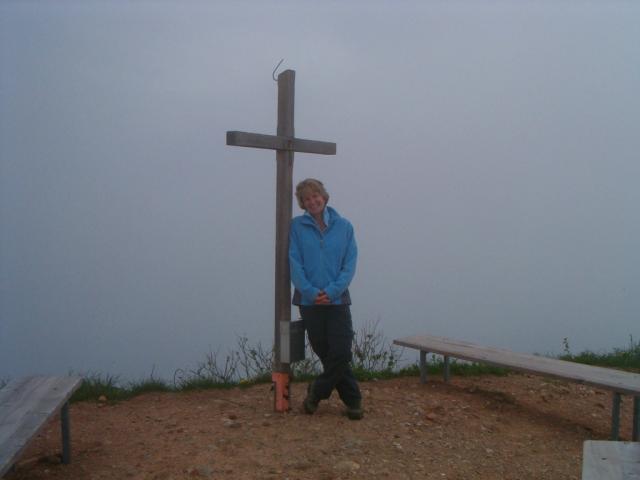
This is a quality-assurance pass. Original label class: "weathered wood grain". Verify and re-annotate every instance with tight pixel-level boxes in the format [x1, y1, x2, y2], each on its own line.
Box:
[274, 69, 295, 372]
[0, 376, 82, 476]
[582, 441, 640, 479]
[226, 131, 336, 155]
[394, 334, 640, 395]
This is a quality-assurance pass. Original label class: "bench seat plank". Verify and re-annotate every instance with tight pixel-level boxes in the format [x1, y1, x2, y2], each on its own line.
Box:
[582, 441, 640, 479]
[394, 335, 640, 396]
[0, 376, 82, 476]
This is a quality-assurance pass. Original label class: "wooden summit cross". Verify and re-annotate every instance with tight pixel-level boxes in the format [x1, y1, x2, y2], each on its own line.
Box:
[226, 69, 336, 412]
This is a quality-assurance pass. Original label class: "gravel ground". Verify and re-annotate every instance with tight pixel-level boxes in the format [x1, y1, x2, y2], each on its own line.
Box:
[6, 373, 637, 480]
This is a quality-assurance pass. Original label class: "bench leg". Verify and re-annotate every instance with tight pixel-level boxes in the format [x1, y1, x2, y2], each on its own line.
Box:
[633, 396, 639, 442]
[61, 402, 71, 464]
[420, 351, 428, 384]
[443, 356, 450, 383]
[611, 392, 621, 441]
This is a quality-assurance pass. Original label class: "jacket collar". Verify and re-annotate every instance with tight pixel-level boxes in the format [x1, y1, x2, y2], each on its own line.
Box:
[303, 206, 335, 228]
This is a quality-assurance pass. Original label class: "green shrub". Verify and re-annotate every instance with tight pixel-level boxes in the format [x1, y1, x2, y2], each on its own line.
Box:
[63, 321, 529, 402]
[70, 373, 130, 402]
[559, 335, 640, 371]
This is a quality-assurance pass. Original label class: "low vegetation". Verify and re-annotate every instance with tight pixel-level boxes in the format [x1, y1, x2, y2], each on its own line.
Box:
[559, 335, 640, 371]
[2, 328, 638, 402]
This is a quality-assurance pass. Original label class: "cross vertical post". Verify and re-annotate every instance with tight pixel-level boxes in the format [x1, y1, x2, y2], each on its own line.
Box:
[272, 70, 295, 412]
[274, 70, 294, 375]
[225, 69, 336, 412]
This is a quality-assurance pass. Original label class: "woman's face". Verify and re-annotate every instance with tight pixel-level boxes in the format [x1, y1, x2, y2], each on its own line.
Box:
[302, 190, 326, 217]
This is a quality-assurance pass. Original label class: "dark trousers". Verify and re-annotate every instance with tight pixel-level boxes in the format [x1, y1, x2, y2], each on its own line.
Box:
[300, 305, 361, 407]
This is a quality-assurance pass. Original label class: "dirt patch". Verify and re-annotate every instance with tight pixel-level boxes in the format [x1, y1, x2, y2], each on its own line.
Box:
[6, 373, 636, 480]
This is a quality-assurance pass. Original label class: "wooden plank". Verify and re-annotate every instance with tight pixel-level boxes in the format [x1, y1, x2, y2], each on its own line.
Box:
[394, 335, 640, 396]
[226, 131, 336, 155]
[582, 441, 640, 479]
[0, 376, 82, 476]
[226, 131, 283, 150]
[292, 137, 336, 155]
[0, 377, 64, 444]
[273, 69, 295, 373]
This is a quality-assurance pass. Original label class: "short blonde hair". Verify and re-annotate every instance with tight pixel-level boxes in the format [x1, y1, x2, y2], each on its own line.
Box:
[295, 178, 330, 210]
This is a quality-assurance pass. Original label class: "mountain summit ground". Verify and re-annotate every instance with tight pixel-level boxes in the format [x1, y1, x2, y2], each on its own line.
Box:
[7, 374, 636, 480]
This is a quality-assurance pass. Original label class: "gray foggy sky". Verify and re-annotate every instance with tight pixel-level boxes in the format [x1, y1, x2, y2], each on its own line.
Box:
[1, 0, 639, 380]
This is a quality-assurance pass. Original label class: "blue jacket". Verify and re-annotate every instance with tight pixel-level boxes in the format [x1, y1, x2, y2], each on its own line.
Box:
[289, 206, 357, 306]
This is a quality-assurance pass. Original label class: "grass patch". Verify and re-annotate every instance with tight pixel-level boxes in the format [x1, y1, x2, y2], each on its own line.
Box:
[559, 335, 640, 371]
[67, 327, 636, 403]
[71, 373, 131, 402]
[71, 372, 176, 403]
[176, 377, 236, 392]
[377, 357, 509, 380]
[128, 378, 173, 396]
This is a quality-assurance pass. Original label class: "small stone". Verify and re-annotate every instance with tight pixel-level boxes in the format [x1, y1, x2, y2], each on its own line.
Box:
[195, 465, 214, 478]
[343, 438, 363, 450]
[223, 419, 241, 428]
[334, 460, 360, 472]
[98, 395, 108, 403]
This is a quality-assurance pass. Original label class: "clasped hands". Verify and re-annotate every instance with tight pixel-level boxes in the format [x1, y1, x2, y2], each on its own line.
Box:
[314, 290, 331, 305]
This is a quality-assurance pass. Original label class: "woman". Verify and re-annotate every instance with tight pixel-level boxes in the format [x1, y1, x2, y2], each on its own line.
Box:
[289, 178, 363, 420]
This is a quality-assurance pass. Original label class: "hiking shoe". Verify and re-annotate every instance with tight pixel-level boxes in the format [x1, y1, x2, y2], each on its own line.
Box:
[303, 383, 319, 414]
[346, 400, 364, 420]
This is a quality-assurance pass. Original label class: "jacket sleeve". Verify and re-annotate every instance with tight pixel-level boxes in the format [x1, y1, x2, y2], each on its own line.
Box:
[324, 223, 357, 303]
[289, 223, 320, 304]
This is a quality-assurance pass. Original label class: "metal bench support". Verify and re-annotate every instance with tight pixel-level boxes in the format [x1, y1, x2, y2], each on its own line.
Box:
[611, 392, 621, 440]
[443, 356, 451, 382]
[420, 351, 428, 384]
[61, 402, 71, 464]
[633, 396, 639, 442]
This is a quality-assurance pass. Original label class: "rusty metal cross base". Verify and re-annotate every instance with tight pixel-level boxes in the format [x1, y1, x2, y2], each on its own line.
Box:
[272, 372, 291, 412]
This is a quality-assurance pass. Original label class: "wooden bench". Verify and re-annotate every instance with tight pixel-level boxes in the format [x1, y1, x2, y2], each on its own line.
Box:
[0, 376, 83, 477]
[394, 335, 640, 441]
[582, 441, 640, 479]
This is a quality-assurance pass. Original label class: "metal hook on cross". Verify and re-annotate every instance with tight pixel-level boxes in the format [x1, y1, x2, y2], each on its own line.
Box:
[272, 59, 285, 81]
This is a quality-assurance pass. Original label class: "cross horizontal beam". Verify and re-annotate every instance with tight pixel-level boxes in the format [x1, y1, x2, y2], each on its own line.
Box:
[226, 131, 336, 155]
